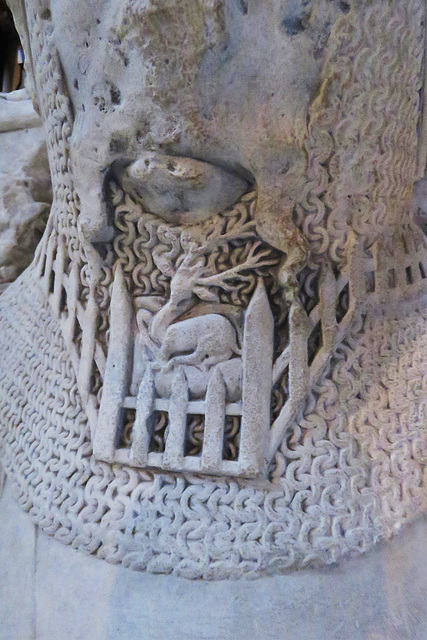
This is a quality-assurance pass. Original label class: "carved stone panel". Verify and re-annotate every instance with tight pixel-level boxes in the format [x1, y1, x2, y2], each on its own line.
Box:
[1, 0, 427, 581]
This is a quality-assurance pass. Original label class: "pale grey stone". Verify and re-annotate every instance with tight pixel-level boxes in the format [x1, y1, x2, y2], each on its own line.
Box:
[0, 90, 41, 132]
[0, 480, 36, 640]
[0, 481, 427, 639]
[1, 0, 427, 634]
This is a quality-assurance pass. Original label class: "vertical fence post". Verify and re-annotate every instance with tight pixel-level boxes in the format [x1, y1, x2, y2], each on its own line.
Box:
[43, 233, 56, 297]
[94, 264, 133, 461]
[163, 368, 188, 469]
[77, 287, 98, 403]
[130, 364, 156, 466]
[239, 278, 274, 476]
[63, 263, 79, 349]
[201, 367, 226, 472]
[320, 263, 337, 352]
[288, 299, 309, 409]
[52, 234, 65, 317]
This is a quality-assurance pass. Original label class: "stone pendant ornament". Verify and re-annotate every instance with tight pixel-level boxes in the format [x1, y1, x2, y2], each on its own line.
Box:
[2, 0, 427, 580]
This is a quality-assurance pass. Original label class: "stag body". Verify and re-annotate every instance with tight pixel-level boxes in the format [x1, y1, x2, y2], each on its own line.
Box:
[158, 313, 241, 370]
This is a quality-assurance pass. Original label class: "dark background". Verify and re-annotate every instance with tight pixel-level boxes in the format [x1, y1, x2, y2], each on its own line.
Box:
[0, 0, 22, 92]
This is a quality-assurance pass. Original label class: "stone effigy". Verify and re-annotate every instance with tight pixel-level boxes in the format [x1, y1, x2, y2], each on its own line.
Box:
[2, 0, 427, 634]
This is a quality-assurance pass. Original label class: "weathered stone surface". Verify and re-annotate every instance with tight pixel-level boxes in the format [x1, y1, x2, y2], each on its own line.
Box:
[0, 89, 41, 131]
[0, 90, 51, 287]
[0, 480, 36, 640]
[1, 0, 427, 634]
[2, 479, 427, 640]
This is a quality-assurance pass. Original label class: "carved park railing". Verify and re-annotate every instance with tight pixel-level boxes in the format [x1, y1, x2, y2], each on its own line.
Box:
[34, 227, 427, 478]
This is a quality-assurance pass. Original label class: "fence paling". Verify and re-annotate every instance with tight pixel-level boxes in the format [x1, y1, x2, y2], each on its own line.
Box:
[163, 369, 188, 468]
[63, 263, 79, 349]
[40, 226, 427, 478]
[77, 288, 98, 403]
[201, 368, 227, 472]
[269, 236, 365, 462]
[43, 233, 56, 296]
[288, 300, 309, 409]
[93, 264, 133, 461]
[239, 278, 274, 476]
[52, 233, 65, 317]
[130, 364, 155, 467]
[319, 264, 337, 352]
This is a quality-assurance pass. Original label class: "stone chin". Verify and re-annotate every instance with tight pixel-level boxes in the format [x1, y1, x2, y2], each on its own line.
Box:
[112, 152, 251, 225]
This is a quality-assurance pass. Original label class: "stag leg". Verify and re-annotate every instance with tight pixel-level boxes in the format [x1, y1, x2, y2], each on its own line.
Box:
[165, 342, 208, 370]
[201, 353, 234, 368]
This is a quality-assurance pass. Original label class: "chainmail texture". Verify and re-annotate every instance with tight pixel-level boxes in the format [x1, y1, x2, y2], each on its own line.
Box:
[1, 0, 427, 580]
[1, 265, 427, 579]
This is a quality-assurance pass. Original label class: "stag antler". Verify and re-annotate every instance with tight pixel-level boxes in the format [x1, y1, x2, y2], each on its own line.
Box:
[194, 241, 278, 290]
[195, 219, 258, 254]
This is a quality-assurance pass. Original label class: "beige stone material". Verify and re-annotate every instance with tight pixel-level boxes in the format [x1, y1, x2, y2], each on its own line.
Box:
[1, 0, 427, 615]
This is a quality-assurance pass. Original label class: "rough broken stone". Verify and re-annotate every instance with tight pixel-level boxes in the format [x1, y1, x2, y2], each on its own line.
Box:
[1, 0, 427, 636]
[0, 89, 51, 288]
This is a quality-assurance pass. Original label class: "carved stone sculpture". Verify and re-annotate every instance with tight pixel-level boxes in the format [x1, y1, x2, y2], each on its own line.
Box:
[2, 0, 427, 624]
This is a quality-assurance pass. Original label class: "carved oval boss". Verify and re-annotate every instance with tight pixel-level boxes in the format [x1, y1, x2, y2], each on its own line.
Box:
[2, 0, 427, 578]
